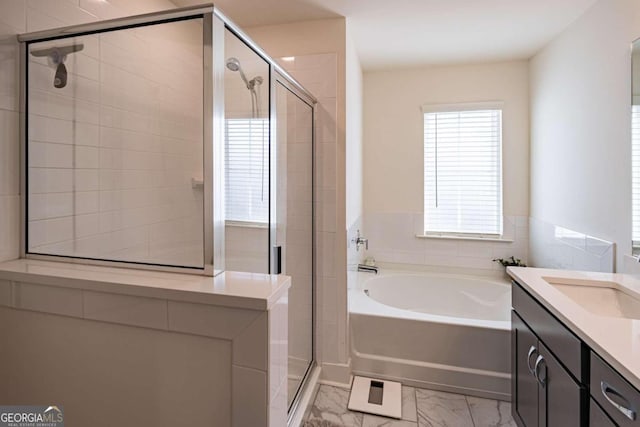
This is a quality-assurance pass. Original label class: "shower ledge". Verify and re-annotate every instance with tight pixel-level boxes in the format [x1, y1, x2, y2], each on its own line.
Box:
[0, 258, 290, 311]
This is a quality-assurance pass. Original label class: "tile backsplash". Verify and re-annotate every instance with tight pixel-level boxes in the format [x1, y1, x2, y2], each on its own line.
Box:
[360, 212, 529, 274]
[529, 217, 614, 272]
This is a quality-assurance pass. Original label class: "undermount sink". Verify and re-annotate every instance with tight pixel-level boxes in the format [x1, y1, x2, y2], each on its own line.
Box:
[543, 277, 640, 320]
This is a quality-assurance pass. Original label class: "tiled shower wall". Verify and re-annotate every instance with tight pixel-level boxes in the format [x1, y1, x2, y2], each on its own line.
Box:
[346, 215, 362, 271]
[1, 0, 206, 266]
[279, 53, 347, 372]
[363, 212, 529, 275]
[0, 2, 23, 262]
[26, 16, 203, 266]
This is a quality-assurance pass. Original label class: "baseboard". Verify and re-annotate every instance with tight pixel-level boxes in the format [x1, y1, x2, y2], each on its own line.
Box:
[288, 366, 321, 427]
[352, 351, 510, 401]
[320, 359, 352, 387]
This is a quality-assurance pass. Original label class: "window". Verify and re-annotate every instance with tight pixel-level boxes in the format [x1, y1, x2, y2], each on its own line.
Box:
[632, 105, 640, 248]
[225, 118, 269, 223]
[423, 104, 503, 236]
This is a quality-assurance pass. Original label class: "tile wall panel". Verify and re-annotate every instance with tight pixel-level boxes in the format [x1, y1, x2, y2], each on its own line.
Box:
[363, 212, 529, 275]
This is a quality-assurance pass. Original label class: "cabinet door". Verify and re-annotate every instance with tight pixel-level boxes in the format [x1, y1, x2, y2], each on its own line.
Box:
[538, 342, 582, 427]
[591, 398, 619, 427]
[512, 311, 539, 427]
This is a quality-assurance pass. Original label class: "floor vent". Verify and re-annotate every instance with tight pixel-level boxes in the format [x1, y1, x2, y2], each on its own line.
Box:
[347, 376, 402, 419]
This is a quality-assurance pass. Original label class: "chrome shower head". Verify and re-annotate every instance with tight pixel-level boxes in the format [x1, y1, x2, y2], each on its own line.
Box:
[30, 43, 84, 89]
[54, 63, 67, 89]
[225, 57, 251, 88]
[225, 57, 241, 72]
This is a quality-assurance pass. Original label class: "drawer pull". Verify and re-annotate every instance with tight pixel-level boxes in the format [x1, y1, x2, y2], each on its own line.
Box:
[534, 355, 546, 387]
[527, 346, 538, 376]
[601, 381, 637, 421]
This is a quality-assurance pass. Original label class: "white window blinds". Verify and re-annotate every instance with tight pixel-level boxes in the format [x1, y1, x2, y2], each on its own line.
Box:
[423, 107, 503, 236]
[225, 118, 269, 223]
[632, 105, 640, 245]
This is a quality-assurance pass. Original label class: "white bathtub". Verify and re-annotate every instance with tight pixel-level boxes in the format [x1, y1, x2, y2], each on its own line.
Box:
[349, 270, 512, 400]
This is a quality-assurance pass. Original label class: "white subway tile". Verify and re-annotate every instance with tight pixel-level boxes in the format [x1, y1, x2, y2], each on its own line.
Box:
[28, 220, 47, 248]
[26, 5, 64, 32]
[27, 0, 98, 26]
[75, 191, 100, 215]
[31, 168, 73, 193]
[29, 115, 73, 144]
[0, 279, 11, 307]
[45, 192, 73, 218]
[0, 110, 19, 196]
[15, 282, 83, 318]
[83, 291, 168, 330]
[75, 145, 100, 169]
[233, 312, 268, 371]
[75, 169, 99, 191]
[232, 365, 267, 427]
[0, 31, 20, 112]
[168, 301, 261, 340]
[46, 216, 73, 243]
[0, 0, 26, 32]
[75, 213, 100, 238]
[0, 195, 19, 261]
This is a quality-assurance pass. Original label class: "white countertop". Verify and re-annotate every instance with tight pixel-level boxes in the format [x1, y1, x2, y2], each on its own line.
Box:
[0, 259, 290, 311]
[508, 266, 640, 390]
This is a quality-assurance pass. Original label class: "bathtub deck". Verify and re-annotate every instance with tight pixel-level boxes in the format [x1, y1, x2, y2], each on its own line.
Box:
[305, 384, 516, 427]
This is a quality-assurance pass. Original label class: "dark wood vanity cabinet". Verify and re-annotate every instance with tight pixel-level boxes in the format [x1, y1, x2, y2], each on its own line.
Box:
[590, 353, 640, 426]
[513, 311, 540, 426]
[590, 398, 618, 427]
[512, 280, 640, 427]
[512, 281, 585, 427]
[512, 311, 582, 427]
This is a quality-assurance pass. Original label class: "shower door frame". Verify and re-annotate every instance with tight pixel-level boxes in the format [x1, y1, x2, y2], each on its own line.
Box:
[18, 5, 224, 275]
[220, 10, 319, 419]
[272, 72, 318, 420]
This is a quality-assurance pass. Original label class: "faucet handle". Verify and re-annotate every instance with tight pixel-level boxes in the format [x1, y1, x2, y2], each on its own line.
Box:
[360, 237, 368, 250]
[352, 230, 368, 251]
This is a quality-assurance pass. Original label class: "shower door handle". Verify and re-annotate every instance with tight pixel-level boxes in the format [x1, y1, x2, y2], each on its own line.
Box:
[272, 245, 282, 274]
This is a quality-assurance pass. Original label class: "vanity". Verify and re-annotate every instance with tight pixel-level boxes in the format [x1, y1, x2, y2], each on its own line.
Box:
[508, 267, 640, 427]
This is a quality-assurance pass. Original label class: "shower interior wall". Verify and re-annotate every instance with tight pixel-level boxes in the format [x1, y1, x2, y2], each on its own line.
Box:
[25, 18, 205, 267]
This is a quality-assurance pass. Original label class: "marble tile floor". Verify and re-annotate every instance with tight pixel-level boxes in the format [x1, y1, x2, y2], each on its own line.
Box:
[305, 384, 516, 427]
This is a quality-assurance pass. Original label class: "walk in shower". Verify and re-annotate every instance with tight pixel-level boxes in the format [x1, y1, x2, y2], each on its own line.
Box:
[19, 4, 316, 421]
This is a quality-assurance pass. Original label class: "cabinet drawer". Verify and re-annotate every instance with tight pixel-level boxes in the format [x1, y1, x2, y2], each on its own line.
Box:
[591, 398, 619, 427]
[512, 281, 582, 380]
[591, 352, 640, 426]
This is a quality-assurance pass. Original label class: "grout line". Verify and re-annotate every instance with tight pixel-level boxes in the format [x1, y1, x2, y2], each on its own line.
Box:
[413, 386, 418, 423]
[465, 396, 477, 427]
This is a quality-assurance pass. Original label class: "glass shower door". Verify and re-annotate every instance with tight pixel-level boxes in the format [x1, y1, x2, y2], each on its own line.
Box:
[223, 28, 271, 273]
[273, 79, 314, 409]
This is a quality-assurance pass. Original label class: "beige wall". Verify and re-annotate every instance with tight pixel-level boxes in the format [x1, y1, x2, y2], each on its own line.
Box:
[364, 61, 530, 216]
[530, 0, 640, 271]
[361, 62, 530, 273]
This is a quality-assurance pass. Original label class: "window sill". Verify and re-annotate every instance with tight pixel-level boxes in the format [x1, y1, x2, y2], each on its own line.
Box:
[225, 220, 268, 229]
[415, 234, 513, 243]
